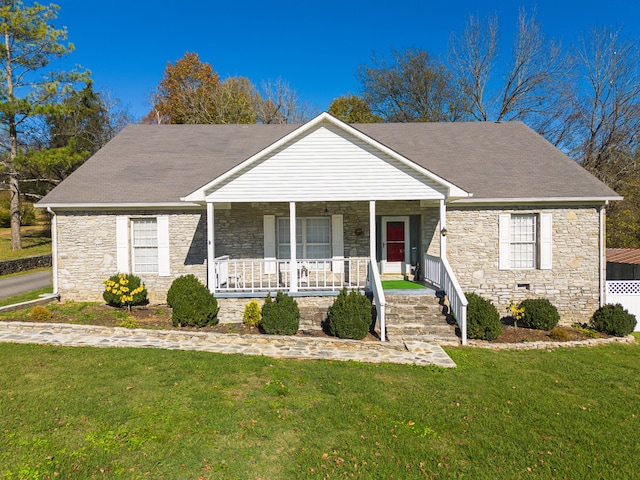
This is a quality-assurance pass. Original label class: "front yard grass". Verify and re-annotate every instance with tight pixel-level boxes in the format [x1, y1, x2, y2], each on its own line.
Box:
[1, 337, 638, 478]
[0, 224, 51, 261]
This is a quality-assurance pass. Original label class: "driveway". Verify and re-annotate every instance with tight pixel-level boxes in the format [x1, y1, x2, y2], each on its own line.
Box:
[0, 270, 52, 300]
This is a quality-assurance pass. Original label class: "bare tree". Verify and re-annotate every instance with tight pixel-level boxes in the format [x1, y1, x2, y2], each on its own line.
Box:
[257, 78, 311, 124]
[448, 9, 570, 130]
[571, 27, 640, 186]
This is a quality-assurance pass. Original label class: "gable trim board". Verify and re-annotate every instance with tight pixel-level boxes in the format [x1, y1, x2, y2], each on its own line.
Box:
[183, 114, 470, 203]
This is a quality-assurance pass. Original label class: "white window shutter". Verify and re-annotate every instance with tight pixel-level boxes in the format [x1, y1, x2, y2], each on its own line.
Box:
[539, 213, 552, 270]
[157, 216, 170, 276]
[332, 214, 344, 273]
[498, 214, 511, 270]
[263, 215, 276, 274]
[116, 216, 130, 273]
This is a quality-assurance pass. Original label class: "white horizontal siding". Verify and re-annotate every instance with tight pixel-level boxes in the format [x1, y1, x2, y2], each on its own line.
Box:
[207, 124, 447, 202]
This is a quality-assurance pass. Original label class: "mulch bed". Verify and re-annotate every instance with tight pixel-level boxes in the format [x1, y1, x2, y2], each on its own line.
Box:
[3, 304, 609, 344]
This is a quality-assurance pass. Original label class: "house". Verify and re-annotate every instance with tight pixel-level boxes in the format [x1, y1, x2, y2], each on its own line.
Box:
[37, 112, 621, 344]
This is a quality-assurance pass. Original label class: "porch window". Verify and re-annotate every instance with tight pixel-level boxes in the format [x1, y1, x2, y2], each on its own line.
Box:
[132, 218, 159, 273]
[277, 217, 331, 259]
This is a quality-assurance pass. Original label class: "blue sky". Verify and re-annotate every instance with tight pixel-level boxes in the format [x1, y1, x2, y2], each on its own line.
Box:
[53, 0, 639, 121]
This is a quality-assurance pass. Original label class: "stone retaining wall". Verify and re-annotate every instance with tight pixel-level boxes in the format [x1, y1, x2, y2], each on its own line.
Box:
[0, 254, 52, 275]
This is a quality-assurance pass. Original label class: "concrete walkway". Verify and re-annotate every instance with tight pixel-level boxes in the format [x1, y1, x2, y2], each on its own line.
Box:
[0, 321, 457, 367]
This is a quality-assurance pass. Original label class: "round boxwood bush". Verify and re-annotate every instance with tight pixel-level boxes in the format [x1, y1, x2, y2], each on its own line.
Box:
[590, 303, 637, 337]
[327, 288, 372, 340]
[261, 291, 299, 335]
[103, 273, 148, 309]
[465, 292, 502, 341]
[518, 298, 560, 330]
[168, 275, 219, 327]
[166, 274, 203, 308]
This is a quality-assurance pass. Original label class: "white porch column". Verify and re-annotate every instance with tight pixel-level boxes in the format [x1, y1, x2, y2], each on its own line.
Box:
[369, 200, 376, 261]
[439, 198, 447, 260]
[290, 201, 298, 293]
[207, 201, 216, 293]
[439, 198, 447, 288]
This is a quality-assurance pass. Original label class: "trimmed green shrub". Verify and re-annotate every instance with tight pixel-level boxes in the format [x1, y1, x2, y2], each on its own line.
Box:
[519, 298, 560, 330]
[590, 303, 637, 337]
[103, 273, 147, 310]
[166, 274, 203, 308]
[261, 291, 299, 335]
[465, 292, 502, 341]
[243, 300, 261, 327]
[327, 288, 372, 340]
[29, 305, 52, 321]
[169, 275, 219, 327]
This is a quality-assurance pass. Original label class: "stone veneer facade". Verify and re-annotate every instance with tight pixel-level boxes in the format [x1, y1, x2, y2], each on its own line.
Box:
[445, 205, 603, 324]
[56, 209, 208, 303]
[54, 202, 604, 325]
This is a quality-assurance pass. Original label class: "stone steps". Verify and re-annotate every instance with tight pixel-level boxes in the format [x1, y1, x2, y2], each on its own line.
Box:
[382, 293, 459, 343]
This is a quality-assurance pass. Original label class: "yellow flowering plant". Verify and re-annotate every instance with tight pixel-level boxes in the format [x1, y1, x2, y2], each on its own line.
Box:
[506, 300, 525, 329]
[103, 273, 148, 311]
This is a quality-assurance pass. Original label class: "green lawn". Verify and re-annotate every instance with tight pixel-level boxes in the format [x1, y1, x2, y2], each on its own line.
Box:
[0, 224, 52, 261]
[1, 337, 639, 479]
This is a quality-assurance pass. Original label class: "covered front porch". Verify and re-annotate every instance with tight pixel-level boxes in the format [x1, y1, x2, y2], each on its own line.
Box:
[200, 199, 468, 344]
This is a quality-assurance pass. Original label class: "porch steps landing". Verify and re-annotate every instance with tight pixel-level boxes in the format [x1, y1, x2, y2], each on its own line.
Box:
[383, 294, 460, 345]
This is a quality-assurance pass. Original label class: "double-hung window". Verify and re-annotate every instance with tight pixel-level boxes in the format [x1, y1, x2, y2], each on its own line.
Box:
[132, 218, 159, 273]
[510, 214, 536, 269]
[277, 217, 331, 260]
[499, 213, 552, 270]
[116, 216, 170, 276]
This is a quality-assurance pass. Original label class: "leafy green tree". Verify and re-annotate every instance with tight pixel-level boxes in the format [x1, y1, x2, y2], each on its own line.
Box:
[328, 94, 381, 123]
[47, 82, 112, 154]
[151, 52, 220, 124]
[356, 48, 466, 122]
[0, 0, 87, 249]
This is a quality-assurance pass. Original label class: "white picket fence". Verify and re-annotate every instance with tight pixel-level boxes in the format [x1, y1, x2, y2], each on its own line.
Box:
[606, 281, 640, 331]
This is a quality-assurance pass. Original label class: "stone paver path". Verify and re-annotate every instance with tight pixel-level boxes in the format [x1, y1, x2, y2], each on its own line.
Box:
[0, 322, 457, 367]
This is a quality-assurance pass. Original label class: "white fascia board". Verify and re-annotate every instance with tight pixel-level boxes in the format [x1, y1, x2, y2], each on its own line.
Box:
[450, 196, 623, 206]
[35, 202, 203, 210]
[183, 112, 472, 202]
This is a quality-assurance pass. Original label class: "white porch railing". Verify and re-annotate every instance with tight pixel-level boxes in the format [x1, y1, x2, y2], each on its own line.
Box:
[423, 253, 468, 345]
[367, 259, 386, 342]
[423, 254, 442, 288]
[213, 257, 370, 293]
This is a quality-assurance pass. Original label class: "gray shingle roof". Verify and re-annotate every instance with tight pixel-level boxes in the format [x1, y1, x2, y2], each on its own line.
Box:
[38, 119, 619, 206]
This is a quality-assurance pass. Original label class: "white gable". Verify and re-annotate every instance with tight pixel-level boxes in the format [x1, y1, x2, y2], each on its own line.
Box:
[203, 123, 448, 202]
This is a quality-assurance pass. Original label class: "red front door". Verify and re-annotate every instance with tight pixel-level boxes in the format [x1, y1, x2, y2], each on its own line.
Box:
[386, 221, 405, 262]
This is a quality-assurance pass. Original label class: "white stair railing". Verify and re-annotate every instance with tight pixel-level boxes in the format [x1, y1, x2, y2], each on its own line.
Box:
[368, 259, 386, 342]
